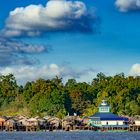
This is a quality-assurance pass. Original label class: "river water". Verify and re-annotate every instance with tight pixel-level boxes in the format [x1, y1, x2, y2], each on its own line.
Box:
[0, 131, 140, 140]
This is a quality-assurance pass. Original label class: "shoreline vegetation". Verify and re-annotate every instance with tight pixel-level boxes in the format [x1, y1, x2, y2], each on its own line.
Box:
[0, 72, 139, 118]
[0, 73, 139, 131]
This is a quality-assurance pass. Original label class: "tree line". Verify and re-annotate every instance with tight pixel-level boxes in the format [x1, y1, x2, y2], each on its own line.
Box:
[0, 73, 139, 118]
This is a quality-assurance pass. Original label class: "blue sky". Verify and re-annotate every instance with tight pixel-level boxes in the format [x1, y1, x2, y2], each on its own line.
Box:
[0, 0, 140, 84]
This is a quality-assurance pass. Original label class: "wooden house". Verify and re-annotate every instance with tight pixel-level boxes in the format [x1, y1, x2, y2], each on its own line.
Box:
[47, 117, 61, 131]
[129, 116, 140, 131]
[26, 118, 39, 131]
[0, 116, 7, 131]
[62, 116, 75, 131]
[6, 119, 16, 131]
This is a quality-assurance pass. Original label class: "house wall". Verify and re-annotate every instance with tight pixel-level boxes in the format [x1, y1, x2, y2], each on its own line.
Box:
[99, 107, 110, 113]
[0, 118, 6, 126]
[135, 120, 140, 125]
[101, 120, 124, 126]
[90, 120, 101, 127]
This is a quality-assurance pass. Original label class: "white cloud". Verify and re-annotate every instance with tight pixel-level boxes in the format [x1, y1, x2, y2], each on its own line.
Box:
[2, 0, 95, 37]
[0, 64, 95, 84]
[129, 63, 140, 75]
[0, 37, 48, 66]
[115, 0, 140, 12]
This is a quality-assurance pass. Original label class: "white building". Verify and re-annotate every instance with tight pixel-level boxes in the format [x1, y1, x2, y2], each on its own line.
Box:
[89, 99, 128, 129]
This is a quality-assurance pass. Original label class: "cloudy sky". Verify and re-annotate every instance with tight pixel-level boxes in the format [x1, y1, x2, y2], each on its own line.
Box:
[0, 0, 140, 84]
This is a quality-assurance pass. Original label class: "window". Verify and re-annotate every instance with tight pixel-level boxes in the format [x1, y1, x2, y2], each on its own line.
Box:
[101, 107, 109, 112]
[94, 121, 100, 125]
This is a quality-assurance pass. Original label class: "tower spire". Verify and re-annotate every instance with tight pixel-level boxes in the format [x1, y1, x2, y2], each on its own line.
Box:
[101, 99, 108, 106]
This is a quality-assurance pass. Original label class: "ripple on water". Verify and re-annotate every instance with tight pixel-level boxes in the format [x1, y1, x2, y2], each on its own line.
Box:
[0, 132, 139, 140]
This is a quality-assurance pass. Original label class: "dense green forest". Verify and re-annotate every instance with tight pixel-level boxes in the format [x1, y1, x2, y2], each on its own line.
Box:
[0, 73, 140, 118]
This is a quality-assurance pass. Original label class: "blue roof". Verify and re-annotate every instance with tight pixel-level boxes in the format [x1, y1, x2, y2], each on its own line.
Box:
[90, 112, 128, 121]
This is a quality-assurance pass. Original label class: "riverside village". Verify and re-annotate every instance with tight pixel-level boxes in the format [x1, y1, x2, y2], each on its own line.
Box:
[0, 99, 139, 132]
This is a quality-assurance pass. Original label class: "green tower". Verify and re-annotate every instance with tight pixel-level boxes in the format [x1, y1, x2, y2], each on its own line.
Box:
[98, 99, 110, 113]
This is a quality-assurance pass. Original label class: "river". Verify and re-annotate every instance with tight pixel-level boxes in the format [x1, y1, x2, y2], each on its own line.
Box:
[0, 131, 140, 140]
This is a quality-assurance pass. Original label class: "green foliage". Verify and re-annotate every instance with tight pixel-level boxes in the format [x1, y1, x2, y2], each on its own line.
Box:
[0, 73, 139, 117]
[0, 74, 18, 107]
